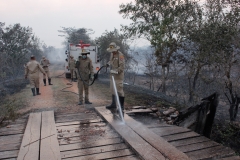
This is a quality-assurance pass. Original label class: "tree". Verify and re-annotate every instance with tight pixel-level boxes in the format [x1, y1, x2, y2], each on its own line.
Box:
[58, 27, 94, 46]
[95, 29, 130, 67]
[0, 23, 42, 80]
[119, 0, 199, 93]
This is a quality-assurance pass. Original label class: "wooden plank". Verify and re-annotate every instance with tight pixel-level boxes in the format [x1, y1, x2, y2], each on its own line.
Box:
[146, 123, 172, 128]
[95, 107, 166, 160]
[40, 111, 61, 160]
[0, 150, 18, 159]
[56, 122, 106, 131]
[0, 128, 24, 136]
[169, 136, 210, 147]
[61, 143, 128, 158]
[64, 149, 134, 160]
[60, 137, 122, 152]
[177, 141, 220, 153]
[150, 126, 190, 136]
[17, 112, 41, 160]
[57, 126, 112, 139]
[125, 108, 153, 114]
[162, 131, 200, 142]
[59, 132, 119, 145]
[219, 156, 240, 160]
[112, 155, 140, 160]
[122, 109, 191, 160]
[0, 143, 20, 151]
[56, 119, 104, 127]
[186, 145, 235, 159]
[55, 116, 99, 123]
[0, 134, 23, 146]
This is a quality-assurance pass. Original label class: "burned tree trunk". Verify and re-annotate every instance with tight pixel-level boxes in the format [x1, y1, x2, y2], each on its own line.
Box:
[174, 92, 219, 138]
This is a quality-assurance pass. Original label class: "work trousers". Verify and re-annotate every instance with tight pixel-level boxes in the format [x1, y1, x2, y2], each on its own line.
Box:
[78, 79, 89, 102]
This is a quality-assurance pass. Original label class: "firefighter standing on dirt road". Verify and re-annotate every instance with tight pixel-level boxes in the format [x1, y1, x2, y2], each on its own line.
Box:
[75, 49, 94, 105]
[40, 56, 53, 86]
[68, 55, 77, 82]
[105, 42, 125, 114]
[25, 55, 46, 96]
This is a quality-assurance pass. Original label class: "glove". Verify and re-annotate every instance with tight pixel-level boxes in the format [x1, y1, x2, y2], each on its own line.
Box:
[90, 74, 94, 81]
[110, 70, 118, 74]
[106, 63, 110, 67]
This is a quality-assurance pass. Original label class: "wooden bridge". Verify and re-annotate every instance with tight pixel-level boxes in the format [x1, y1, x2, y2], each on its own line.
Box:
[0, 107, 239, 160]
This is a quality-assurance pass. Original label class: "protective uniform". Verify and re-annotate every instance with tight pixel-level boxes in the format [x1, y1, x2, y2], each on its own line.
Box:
[25, 56, 46, 96]
[40, 56, 53, 86]
[68, 55, 76, 82]
[106, 42, 125, 113]
[76, 50, 94, 105]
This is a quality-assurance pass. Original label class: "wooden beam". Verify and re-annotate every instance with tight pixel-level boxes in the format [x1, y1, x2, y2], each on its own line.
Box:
[123, 110, 191, 160]
[40, 111, 61, 160]
[95, 107, 166, 160]
[17, 112, 41, 160]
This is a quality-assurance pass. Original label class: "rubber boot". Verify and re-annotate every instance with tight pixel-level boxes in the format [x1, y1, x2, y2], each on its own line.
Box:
[106, 95, 116, 109]
[119, 96, 125, 116]
[36, 88, 41, 95]
[85, 100, 92, 104]
[43, 79, 46, 86]
[48, 78, 53, 85]
[78, 101, 83, 105]
[31, 88, 36, 96]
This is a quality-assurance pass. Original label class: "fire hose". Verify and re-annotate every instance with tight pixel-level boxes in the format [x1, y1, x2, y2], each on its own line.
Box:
[76, 65, 108, 86]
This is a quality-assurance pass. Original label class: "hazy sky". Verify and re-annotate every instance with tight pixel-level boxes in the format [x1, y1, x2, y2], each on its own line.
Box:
[1, 0, 149, 48]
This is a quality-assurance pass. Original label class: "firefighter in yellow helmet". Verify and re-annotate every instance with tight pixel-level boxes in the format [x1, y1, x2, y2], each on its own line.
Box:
[105, 42, 125, 114]
[75, 49, 94, 105]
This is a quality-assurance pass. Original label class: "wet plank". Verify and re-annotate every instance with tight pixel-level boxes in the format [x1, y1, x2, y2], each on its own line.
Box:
[64, 149, 134, 160]
[61, 143, 128, 159]
[56, 119, 104, 127]
[162, 131, 200, 141]
[186, 145, 235, 159]
[146, 123, 172, 128]
[60, 137, 122, 152]
[40, 111, 61, 160]
[150, 126, 190, 136]
[169, 136, 210, 147]
[56, 122, 106, 131]
[122, 110, 191, 160]
[17, 112, 41, 160]
[58, 131, 119, 145]
[95, 107, 166, 160]
[57, 125, 112, 139]
[177, 141, 220, 153]
[0, 150, 18, 159]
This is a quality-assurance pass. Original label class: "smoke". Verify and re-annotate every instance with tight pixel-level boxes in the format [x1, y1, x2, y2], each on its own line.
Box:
[44, 48, 66, 64]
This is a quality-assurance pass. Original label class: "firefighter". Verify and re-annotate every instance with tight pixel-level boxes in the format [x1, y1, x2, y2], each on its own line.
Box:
[40, 56, 53, 86]
[105, 42, 125, 114]
[68, 55, 77, 82]
[25, 55, 46, 96]
[75, 49, 94, 105]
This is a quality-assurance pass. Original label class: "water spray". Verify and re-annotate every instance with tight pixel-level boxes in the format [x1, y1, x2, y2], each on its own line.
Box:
[112, 76, 125, 123]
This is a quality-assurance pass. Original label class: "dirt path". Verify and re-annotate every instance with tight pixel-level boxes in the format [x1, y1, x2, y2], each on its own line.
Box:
[17, 69, 111, 115]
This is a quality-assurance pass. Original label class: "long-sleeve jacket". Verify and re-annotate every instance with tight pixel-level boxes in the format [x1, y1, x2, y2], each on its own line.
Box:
[109, 51, 125, 81]
[76, 56, 94, 81]
[25, 60, 45, 77]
